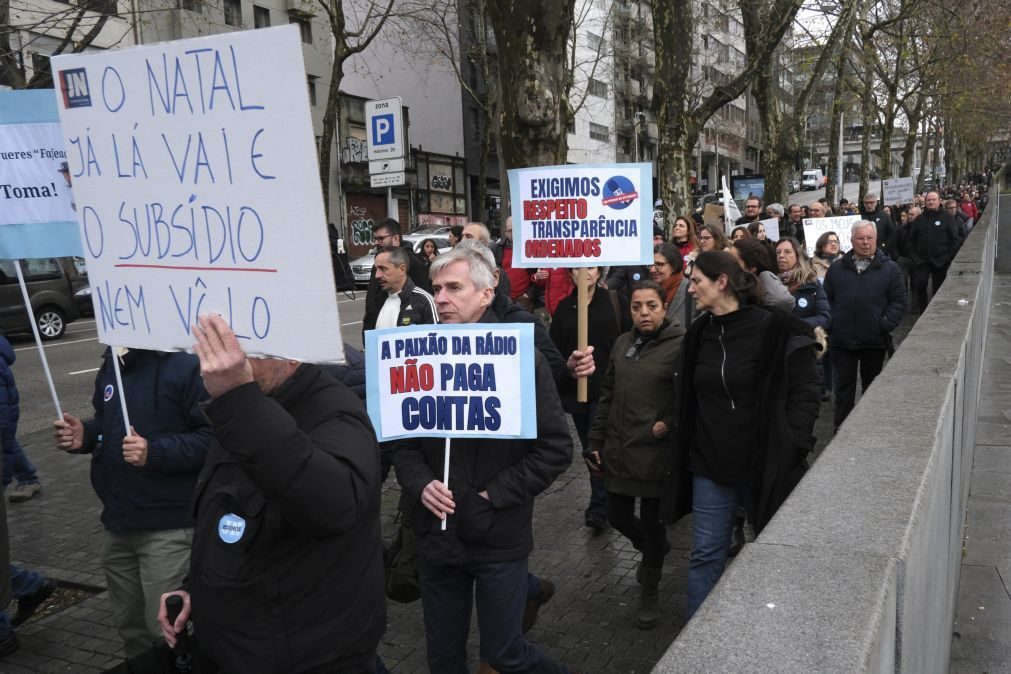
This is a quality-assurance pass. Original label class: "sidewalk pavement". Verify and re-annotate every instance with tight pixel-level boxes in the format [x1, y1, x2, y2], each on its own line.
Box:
[949, 276, 1011, 672]
[3, 315, 915, 672]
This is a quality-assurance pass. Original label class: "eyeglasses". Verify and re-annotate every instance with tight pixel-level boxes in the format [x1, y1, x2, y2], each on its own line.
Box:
[374, 234, 394, 244]
[699, 235, 714, 241]
[826, 239, 840, 244]
[650, 261, 669, 268]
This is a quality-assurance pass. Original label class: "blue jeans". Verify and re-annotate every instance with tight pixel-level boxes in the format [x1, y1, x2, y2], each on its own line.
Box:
[2, 425, 39, 487]
[686, 475, 751, 619]
[571, 404, 606, 520]
[0, 565, 46, 638]
[419, 558, 568, 674]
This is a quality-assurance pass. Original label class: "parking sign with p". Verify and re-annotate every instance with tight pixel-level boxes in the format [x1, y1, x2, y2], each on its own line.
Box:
[365, 97, 404, 159]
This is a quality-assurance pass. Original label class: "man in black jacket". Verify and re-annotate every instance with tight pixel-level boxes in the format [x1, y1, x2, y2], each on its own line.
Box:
[363, 218, 431, 333]
[859, 193, 895, 254]
[158, 315, 385, 672]
[824, 222, 907, 430]
[908, 191, 962, 312]
[392, 243, 576, 674]
[366, 245, 438, 332]
[55, 349, 210, 657]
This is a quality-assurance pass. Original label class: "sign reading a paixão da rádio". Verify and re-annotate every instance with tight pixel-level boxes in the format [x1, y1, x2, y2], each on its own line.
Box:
[365, 324, 536, 441]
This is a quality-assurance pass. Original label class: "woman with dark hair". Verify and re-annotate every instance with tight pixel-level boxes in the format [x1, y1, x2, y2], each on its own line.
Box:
[675, 251, 821, 618]
[696, 223, 729, 253]
[811, 231, 841, 281]
[550, 267, 629, 531]
[650, 243, 690, 327]
[776, 237, 830, 332]
[418, 238, 440, 265]
[730, 238, 794, 311]
[670, 216, 700, 264]
[586, 279, 684, 629]
[729, 226, 750, 243]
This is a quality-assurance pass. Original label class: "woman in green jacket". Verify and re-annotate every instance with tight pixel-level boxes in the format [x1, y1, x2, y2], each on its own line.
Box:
[585, 280, 686, 630]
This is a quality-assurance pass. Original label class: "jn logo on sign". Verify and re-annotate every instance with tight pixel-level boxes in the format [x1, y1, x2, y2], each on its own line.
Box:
[372, 114, 395, 146]
[58, 68, 92, 109]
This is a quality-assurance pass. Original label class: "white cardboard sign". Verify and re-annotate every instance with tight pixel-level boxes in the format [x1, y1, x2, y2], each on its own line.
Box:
[51, 26, 343, 362]
[803, 215, 860, 253]
[882, 177, 915, 205]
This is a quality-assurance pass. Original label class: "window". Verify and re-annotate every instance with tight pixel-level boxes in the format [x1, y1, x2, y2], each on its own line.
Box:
[253, 5, 270, 28]
[567, 118, 576, 135]
[224, 0, 241, 26]
[587, 77, 608, 98]
[84, 0, 119, 14]
[30, 53, 50, 80]
[586, 32, 603, 51]
[177, 0, 200, 12]
[589, 122, 609, 142]
[291, 16, 312, 43]
[307, 76, 317, 107]
[22, 258, 62, 281]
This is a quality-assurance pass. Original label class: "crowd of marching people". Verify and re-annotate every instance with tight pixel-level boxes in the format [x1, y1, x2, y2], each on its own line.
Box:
[0, 173, 993, 672]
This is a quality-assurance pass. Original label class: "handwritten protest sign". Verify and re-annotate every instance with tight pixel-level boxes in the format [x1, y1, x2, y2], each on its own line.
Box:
[882, 177, 915, 205]
[803, 215, 860, 253]
[508, 163, 652, 268]
[51, 25, 342, 362]
[760, 217, 780, 242]
[365, 324, 536, 441]
[0, 90, 83, 258]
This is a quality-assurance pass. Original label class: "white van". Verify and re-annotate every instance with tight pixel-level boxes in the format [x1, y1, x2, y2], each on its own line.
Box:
[801, 169, 826, 190]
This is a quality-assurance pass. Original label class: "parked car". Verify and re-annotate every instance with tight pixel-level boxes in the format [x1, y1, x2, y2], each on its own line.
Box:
[70, 257, 92, 317]
[787, 174, 801, 193]
[0, 257, 83, 340]
[350, 233, 452, 286]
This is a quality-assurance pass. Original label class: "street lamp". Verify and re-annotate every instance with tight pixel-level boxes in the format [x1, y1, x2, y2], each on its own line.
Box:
[633, 111, 647, 162]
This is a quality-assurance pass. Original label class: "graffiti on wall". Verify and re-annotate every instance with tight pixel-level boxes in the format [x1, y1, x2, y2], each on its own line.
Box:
[341, 137, 369, 165]
[348, 204, 375, 246]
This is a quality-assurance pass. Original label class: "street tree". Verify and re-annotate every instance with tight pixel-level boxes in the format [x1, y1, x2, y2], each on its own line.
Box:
[652, 0, 803, 217]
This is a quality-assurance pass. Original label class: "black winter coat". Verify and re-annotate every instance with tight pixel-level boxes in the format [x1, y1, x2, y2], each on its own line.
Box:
[392, 310, 573, 566]
[0, 336, 18, 433]
[791, 281, 831, 331]
[603, 265, 650, 296]
[365, 277, 438, 331]
[669, 308, 821, 532]
[79, 349, 211, 531]
[909, 209, 962, 267]
[824, 250, 907, 350]
[187, 365, 385, 672]
[363, 242, 431, 333]
[490, 291, 567, 387]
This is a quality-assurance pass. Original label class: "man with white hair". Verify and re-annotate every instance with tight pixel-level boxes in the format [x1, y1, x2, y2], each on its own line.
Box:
[392, 242, 577, 674]
[824, 221, 907, 430]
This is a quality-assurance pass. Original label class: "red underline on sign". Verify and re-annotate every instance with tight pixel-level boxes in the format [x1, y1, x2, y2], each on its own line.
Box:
[113, 264, 278, 273]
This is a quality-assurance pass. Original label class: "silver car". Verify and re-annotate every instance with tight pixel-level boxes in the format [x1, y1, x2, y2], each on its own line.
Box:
[350, 233, 451, 285]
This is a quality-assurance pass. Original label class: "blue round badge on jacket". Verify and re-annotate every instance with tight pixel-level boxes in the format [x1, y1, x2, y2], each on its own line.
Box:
[934, 220, 941, 226]
[633, 273, 641, 281]
[218, 513, 246, 544]
[103, 384, 114, 402]
[798, 297, 809, 309]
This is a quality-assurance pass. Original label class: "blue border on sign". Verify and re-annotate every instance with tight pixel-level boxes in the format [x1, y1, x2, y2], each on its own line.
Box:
[0, 89, 85, 258]
[365, 323, 537, 441]
[508, 162, 653, 269]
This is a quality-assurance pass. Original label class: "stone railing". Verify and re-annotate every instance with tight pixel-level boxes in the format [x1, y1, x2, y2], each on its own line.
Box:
[655, 173, 1005, 673]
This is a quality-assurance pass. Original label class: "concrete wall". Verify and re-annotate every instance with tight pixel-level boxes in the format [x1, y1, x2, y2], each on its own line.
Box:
[655, 175, 1004, 672]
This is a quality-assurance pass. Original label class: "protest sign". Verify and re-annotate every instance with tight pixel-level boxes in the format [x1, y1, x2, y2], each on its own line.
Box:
[365, 324, 536, 441]
[702, 203, 724, 227]
[803, 215, 860, 253]
[759, 217, 780, 242]
[51, 25, 342, 362]
[0, 90, 83, 258]
[508, 163, 652, 269]
[720, 175, 742, 222]
[882, 177, 915, 205]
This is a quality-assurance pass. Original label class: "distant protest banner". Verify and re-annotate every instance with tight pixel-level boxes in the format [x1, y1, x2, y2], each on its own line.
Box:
[760, 217, 780, 242]
[882, 177, 915, 205]
[365, 324, 537, 441]
[508, 163, 653, 268]
[51, 25, 342, 362]
[0, 90, 83, 258]
[804, 215, 860, 253]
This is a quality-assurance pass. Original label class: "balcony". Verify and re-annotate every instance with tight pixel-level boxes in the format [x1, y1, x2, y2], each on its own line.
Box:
[286, 0, 315, 18]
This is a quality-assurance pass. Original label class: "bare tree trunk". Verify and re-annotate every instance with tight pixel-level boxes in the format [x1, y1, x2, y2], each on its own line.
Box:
[858, 31, 874, 201]
[826, 46, 849, 207]
[487, 0, 576, 171]
[900, 98, 922, 176]
[916, 117, 933, 192]
[319, 55, 344, 225]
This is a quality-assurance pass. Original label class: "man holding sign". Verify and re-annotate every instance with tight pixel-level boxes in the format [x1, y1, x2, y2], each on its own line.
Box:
[157, 314, 386, 672]
[391, 243, 575, 674]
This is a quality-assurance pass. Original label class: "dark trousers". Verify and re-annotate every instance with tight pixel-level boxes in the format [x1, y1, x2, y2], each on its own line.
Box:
[606, 494, 665, 568]
[419, 559, 568, 674]
[911, 261, 950, 312]
[571, 405, 606, 521]
[831, 346, 886, 428]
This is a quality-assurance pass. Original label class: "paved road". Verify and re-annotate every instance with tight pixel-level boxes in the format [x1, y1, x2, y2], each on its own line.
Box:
[11, 288, 369, 436]
[786, 180, 862, 207]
